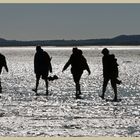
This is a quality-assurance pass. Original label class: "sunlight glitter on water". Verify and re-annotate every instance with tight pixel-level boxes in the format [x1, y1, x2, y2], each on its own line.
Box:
[0, 46, 140, 136]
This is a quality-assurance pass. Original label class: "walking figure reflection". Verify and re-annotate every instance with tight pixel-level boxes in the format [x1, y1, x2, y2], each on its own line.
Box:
[62, 47, 91, 99]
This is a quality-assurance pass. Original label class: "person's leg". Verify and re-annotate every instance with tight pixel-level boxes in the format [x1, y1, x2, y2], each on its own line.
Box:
[76, 73, 82, 94]
[100, 78, 109, 99]
[0, 77, 2, 93]
[45, 78, 48, 95]
[43, 72, 49, 95]
[73, 72, 82, 99]
[33, 74, 40, 94]
[75, 82, 82, 99]
[36, 75, 40, 92]
[0, 70, 2, 93]
[76, 82, 80, 93]
[111, 78, 117, 101]
[73, 75, 79, 96]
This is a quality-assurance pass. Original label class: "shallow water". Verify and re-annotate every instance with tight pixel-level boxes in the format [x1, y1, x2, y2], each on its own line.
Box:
[0, 46, 140, 136]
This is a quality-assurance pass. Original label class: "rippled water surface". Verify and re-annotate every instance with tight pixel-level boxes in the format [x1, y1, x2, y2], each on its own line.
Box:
[0, 46, 140, 136]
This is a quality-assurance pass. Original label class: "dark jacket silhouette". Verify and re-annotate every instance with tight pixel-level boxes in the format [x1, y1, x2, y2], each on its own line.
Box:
[110, 54, 119, 78]
[0, 53, 8, 93]
[102, 51, 112, 78]
[33, 46, 52, 95]
[0, 53, 8, 74]
[34, 47, 52, 79]
[62, 48, 90, 99]
[63, 48, 90, 75]
[100, 48, 120, 101]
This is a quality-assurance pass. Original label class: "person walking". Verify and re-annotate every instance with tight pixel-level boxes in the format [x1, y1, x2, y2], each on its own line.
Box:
[62, 47, 91, 99]
[33, 46, 52, 95]
[100, 48, 121, 101]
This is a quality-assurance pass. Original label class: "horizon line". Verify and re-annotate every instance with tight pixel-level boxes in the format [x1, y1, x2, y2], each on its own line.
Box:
[1, 34, 140, 41]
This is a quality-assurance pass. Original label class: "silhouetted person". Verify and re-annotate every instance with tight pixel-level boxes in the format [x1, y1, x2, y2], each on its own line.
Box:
[62, 47, 91, 99]
[33, 46, 52, 95]
[0, 53, 8, 93]
[110, 54, 122, 84]
[100, 48, 120, 101]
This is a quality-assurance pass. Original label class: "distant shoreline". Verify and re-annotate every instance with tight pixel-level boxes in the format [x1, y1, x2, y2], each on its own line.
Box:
[1, 35, 140, 46]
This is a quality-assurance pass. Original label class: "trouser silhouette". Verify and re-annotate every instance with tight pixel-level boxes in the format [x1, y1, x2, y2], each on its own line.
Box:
[72, 72, 83, 97]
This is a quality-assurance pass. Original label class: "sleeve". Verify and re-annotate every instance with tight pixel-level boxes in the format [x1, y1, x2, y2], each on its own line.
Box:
[49, 56, 52, 73]
[3, 56, 8, 72]
[34, 54, 37, 73]
[62, 56, 72, 71]
[102, 57, 106, 77]
[84, 57, 91, 74]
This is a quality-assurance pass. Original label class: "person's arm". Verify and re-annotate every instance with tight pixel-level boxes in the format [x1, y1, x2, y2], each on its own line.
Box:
[49, 57, 52, 73]
[85, 60, 91, 75]
[102, 57, 105, 77]
[62, 56, 71, 72]
[34, 54, 37, 74]
[82, 56, 91, 75]
[86, 64, 91, 75]
[4, 65, 8, 72]
[3, 56, 8, 72]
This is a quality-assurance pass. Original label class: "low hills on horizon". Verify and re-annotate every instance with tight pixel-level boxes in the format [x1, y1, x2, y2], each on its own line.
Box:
[1, 35, 140, 46]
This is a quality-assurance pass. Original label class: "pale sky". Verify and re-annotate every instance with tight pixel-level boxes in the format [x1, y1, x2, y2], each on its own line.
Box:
[0, 4, 140, 41]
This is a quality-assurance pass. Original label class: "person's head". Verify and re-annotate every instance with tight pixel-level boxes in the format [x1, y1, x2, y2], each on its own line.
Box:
[101, 48, 109, 55]
[36, 45, 43, 52]
[72, 47, 78, 54]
